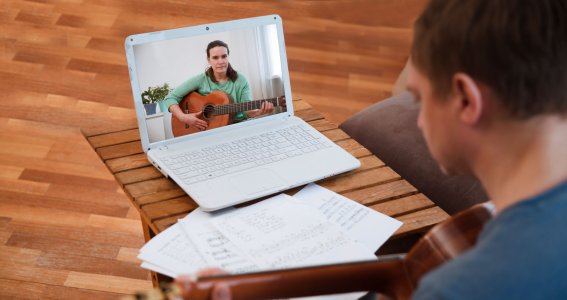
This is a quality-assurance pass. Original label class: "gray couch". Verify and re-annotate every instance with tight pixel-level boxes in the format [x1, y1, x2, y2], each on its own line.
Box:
[340, 92, 487, 214]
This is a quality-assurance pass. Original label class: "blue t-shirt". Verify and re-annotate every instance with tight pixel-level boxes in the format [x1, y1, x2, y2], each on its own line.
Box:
[413, 180, 567, 299]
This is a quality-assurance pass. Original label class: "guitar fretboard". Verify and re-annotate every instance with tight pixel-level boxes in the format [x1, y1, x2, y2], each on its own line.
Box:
[212, 98, 280, 116]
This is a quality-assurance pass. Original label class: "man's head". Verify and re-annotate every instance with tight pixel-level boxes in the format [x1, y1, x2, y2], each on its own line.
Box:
[411, 0, 567, 118]
[407, 0, 567, 175]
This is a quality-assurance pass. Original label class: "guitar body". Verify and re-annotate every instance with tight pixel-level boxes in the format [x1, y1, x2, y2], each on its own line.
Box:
[171, 91, 234, 138]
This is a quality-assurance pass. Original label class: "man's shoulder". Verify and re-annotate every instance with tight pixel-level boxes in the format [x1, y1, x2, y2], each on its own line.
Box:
[495, 180, 567, 231]
[413, 182, 567, 299]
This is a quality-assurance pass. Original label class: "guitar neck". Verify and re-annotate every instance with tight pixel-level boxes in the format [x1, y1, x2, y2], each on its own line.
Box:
[214, 97, 279, 116]
[123, 256, 408, 300]
[187, 256, 408, 300]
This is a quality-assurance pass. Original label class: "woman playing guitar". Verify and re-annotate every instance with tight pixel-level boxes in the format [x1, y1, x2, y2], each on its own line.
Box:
[163, 40, 274, 132]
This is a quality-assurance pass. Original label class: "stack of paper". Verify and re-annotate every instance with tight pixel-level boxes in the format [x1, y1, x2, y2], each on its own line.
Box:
[138, 184, 402, 298]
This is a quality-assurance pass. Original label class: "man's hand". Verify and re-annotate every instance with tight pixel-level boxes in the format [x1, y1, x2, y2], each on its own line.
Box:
[176, 268, 232, 300]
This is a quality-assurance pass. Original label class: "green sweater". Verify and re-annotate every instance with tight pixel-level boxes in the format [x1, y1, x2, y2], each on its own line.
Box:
[163, 73, 252, 122]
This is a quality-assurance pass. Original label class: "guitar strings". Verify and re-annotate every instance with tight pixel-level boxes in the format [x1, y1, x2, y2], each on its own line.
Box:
[213, 97, 281, 116]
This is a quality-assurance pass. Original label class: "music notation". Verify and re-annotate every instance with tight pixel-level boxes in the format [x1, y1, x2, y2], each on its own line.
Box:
[294, 184, 403, 251]
[212, 195, 374, 270]
[179, 210, 260, 274]
[137, 184, 403, 300]
[138, 222, 208, 277]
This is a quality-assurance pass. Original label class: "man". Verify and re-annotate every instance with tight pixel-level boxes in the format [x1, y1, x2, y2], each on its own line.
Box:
[408, 0, 567, 298]
[178, 0, 567, 298]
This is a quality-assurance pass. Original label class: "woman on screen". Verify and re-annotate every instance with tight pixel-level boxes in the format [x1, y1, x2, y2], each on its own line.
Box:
[163, 40, 274, 132]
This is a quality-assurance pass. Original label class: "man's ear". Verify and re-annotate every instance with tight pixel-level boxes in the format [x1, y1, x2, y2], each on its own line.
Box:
[451, 73, 483, 125]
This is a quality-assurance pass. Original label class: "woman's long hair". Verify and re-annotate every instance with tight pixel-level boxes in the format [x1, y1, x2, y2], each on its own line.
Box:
[205, 40, 238, 82]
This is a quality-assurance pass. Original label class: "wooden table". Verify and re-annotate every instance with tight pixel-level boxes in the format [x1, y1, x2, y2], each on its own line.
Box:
[84, 99, 449, 286]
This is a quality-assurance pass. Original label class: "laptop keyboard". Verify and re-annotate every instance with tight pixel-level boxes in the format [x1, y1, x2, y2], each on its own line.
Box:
[161, 124, 334, 185]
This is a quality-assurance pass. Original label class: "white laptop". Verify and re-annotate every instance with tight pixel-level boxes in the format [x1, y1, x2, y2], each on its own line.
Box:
[124, 15, 360, 211]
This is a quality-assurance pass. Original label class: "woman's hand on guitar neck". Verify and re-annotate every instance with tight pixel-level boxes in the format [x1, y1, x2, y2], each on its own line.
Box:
[170, 104, 208, 131]
[247, 101, 274, 118]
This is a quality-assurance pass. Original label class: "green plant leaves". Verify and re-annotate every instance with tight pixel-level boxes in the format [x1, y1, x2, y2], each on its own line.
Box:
[141, 83, 172, 104]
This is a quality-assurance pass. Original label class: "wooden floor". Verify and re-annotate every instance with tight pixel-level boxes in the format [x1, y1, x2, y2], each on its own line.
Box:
[0, 0, 426, 298]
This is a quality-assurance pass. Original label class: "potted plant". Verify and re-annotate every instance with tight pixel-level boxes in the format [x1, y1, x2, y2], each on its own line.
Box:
[141, 83, 172, 115]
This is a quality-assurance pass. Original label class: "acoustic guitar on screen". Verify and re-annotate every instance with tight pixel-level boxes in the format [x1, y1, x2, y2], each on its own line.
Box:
[171, 91, 286, 137]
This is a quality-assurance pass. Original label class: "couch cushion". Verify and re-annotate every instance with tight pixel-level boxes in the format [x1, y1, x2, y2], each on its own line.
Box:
[339, 91, 488, 214]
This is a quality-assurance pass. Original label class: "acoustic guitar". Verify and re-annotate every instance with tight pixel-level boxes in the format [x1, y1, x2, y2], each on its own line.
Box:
[128, 203, 493, 300]
[171, 91, 286, 138]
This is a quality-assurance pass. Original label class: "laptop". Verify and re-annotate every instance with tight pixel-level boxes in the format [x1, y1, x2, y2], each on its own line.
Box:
[124, 15, 360, 211]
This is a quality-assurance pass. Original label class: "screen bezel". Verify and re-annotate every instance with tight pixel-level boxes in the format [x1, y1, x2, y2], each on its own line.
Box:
[124, 15, 293, 152]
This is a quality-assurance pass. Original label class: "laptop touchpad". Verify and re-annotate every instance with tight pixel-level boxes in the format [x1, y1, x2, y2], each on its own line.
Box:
[230, 169, 285, 195]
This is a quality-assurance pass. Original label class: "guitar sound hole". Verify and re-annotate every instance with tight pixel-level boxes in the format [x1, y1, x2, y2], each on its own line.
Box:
[203, 104, 215, 119]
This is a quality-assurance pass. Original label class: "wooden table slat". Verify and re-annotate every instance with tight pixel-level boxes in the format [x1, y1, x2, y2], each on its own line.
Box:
[395, 207, 449, 236]
[115, 166, 163, 186]
[105, 153, 151, 173]
[87, 128, 140, 148]
[295, 108, 325, 122]
[125, 177, 179, 199]
[336, 139, 373, 157]
[342, 179, 418, 206]
[370, 193, 434, 217]
[141, 197, 197, 222]
[322, 128, 351, 142]
[154, 215, 185, 232]
[308, 119, 338, 132]
[136, 189, 187, 206]
[96, 140, 143, 160]
[319, 167, 400, 194]
[357, 155, 385, 172]
[293, 99, 311, 111]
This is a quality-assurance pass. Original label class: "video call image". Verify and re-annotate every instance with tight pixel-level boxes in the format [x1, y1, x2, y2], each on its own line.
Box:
[133, 24, 287, 144]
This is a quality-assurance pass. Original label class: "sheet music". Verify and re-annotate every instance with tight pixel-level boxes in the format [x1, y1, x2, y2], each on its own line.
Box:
[211, 194, 376, 270]
[138, 222, 207, 277]
[179, 209, 261, 274]
[138, 186, 402, 300]
[294, 184, 402, 251]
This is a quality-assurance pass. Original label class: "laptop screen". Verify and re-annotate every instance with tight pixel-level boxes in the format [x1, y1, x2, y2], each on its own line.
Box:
[126, 16, 291, 151]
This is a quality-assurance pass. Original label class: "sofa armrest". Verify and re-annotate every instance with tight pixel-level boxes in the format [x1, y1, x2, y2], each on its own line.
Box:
[339, 92, 487, 214]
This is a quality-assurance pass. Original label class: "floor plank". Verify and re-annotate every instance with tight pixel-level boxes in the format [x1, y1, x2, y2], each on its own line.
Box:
[0, 118, 148, 298]
[63, 272, 152, 295]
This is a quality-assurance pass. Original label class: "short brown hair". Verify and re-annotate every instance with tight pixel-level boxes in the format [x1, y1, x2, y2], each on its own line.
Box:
[411, 0, 567, 118]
